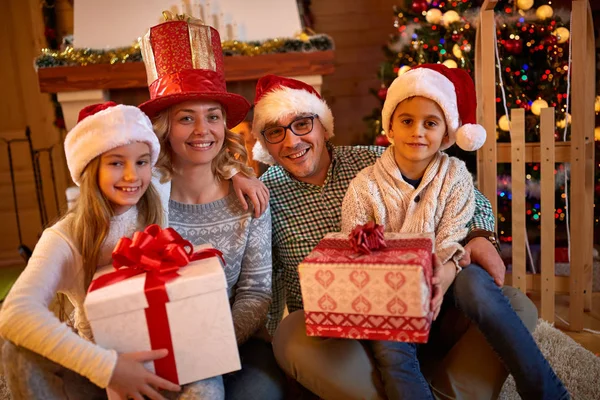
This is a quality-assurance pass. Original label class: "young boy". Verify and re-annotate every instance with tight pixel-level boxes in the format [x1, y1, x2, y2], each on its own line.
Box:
[341, 64, 568, 400]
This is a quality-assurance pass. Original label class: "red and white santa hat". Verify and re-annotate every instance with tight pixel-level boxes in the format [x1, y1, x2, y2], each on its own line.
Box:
[64, 101, 160, 185]
[251, 75, 334, 165]
[382, 64, 486, 151]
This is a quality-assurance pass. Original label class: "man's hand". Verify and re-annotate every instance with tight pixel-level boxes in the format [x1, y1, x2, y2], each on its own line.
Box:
[460, 237, 506, 287]
[231, 173, 270, 218]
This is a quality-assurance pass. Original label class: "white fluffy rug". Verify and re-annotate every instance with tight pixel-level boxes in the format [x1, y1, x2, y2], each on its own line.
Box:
[0, 320, 598, 399]
[499, 320, 600, 400]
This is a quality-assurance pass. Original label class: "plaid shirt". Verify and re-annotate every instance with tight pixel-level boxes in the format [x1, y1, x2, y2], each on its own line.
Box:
[261, 143, 495, 332]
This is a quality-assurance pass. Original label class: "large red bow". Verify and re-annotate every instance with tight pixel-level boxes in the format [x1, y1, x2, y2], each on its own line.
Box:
[88, 224, 224, 384]
[349, 222, 387, 255]
[89, 224, 223, 292]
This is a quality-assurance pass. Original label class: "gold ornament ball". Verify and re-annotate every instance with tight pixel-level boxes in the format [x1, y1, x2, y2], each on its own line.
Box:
[556, 113, 571, 129]
[398, 65, 412, 76]
[425, 8, 443, 24]
[531, 99, 549, 116]
[442, 10, 460, 27]
[516, 0, 534, 11]
[442, 59, 458, 68]
[498, 115, 510, 131]
[594, 95, 600, 113]
[553, 27, 570, 44]
[452, 44, 463, 58]
[595, 127, 600, 142]
[536, 5, 553, 20]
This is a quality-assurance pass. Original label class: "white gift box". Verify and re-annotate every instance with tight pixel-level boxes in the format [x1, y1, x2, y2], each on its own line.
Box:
[84, 246, 240, 385]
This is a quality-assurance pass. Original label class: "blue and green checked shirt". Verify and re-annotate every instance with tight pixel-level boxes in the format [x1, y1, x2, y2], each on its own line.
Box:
[261, 144, 495, 332]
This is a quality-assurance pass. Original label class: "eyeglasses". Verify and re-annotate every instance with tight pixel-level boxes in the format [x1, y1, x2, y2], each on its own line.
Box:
[261, 115, 318, 144]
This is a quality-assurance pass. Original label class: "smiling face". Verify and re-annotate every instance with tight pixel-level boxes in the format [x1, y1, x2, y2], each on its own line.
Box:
[98, 142, 152, 215]
[263, 113, 330, 185]
[388, 96, 449, 178]
[167, 100, 226, 169]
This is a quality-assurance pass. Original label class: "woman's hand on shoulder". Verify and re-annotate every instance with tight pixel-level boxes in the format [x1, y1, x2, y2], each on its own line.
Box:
[231, 173, 270, 218]
[107, 349, 180, 400]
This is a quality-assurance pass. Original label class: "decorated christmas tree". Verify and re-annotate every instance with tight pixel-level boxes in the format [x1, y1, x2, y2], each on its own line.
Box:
[365, 0, 600, 244]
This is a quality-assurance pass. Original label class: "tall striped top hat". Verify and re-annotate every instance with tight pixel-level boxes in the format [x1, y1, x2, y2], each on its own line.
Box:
[138, 15, 250, 128]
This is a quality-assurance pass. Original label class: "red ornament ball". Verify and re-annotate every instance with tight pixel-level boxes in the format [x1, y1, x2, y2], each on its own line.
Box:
[504, 39, 523, 55]
[411, 0, 428, 14]
[377, 86, 388, 100]
[543, 35, 557, 46]
[375, 134, 391, 147]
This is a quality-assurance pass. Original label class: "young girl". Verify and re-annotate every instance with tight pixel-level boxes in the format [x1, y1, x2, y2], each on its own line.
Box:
[0, 101, 182, 400]
[341, 64, 568, 400]
[137, 17, 285, 400]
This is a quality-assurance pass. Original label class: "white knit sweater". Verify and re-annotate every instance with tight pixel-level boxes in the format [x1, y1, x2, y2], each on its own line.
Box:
[0, 207, 140, 388]
[341, 147, 475, 264]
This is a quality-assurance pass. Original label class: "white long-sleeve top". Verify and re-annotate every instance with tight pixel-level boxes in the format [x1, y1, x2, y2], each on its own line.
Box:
[0, 206, 140, 388]
[341, 147, 475, 265]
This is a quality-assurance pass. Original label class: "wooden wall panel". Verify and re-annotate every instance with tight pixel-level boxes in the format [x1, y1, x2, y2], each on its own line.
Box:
[312, 0, 400, 145]
[0, 0, 68, 267]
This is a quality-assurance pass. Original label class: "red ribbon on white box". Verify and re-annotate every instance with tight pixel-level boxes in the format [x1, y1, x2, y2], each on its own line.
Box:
[89, 224, 224, 384]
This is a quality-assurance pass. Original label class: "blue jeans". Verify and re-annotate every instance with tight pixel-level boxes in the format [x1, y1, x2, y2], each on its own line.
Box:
[451, 265, 569, 400]
[223, 338, 287, 400]
[370, 340, 433, 400]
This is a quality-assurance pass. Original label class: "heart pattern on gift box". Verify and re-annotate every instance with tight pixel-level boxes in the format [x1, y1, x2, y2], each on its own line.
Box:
[315, 269, 335, 288]
[386, 297, 408, 315]
[352, 295, 372, 313]
[348, 314, 366, 325]
[329, 313, 345, 325]
[304, 311, 431, 343]
[410, 316, 430, 330]
[389, 317, 406, 328]
[368, 315, 384, 327]
[318, 294, 338, 311]
[349, 270, 370, 289]
[308, 313, 325, 324]
[385, 271, 406, 290]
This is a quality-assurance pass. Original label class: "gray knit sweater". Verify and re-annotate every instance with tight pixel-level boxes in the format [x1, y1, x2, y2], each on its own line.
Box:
[168, 192, 272, 345]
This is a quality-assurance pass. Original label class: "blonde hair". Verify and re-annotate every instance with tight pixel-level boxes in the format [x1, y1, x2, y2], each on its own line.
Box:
[57, 156, 163, 323]
[152, 105, 254, 183]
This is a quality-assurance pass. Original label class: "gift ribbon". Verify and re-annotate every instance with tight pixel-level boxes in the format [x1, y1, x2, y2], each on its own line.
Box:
[349, 222, 387, 255]
[149, 69, 225, 99]
[88, 224, 224, 384]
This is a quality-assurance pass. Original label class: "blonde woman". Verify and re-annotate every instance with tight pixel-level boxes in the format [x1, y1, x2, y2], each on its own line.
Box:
[138, 16, 285, 400]
[0, 102, 181, 400]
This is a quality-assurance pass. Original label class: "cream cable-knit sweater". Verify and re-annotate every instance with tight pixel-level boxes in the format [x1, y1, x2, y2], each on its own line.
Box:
[341, 147, 475, 264]
[0, 207, 140, 388]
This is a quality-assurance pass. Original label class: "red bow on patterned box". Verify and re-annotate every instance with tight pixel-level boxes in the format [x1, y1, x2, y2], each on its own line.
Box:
[88, 224, 224, 384]
[349, 222, 387, 255]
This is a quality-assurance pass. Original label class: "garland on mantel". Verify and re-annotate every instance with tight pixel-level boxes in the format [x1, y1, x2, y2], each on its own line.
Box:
[36, 34, 334, 68]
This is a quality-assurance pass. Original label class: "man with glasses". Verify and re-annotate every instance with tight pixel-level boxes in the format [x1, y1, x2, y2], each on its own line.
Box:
[250, 74, 538, 400]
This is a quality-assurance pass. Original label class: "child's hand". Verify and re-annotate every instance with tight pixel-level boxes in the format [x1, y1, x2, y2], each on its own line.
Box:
[231, 173, 270, 218]
[430, 255, 456, 321]
[430, 255, 444, 320]
[107, 349, 180, 400]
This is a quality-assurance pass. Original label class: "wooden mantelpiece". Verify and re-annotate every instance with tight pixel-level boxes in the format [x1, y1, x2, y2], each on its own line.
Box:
[37, 50, 336, 93]
[36, 50, 335, 131]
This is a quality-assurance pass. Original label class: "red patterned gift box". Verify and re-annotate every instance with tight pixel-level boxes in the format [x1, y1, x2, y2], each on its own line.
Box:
[299, 230, 434, 343]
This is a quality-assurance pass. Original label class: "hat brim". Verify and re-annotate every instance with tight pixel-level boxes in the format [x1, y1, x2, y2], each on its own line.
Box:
[139, 92, 251, 128]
